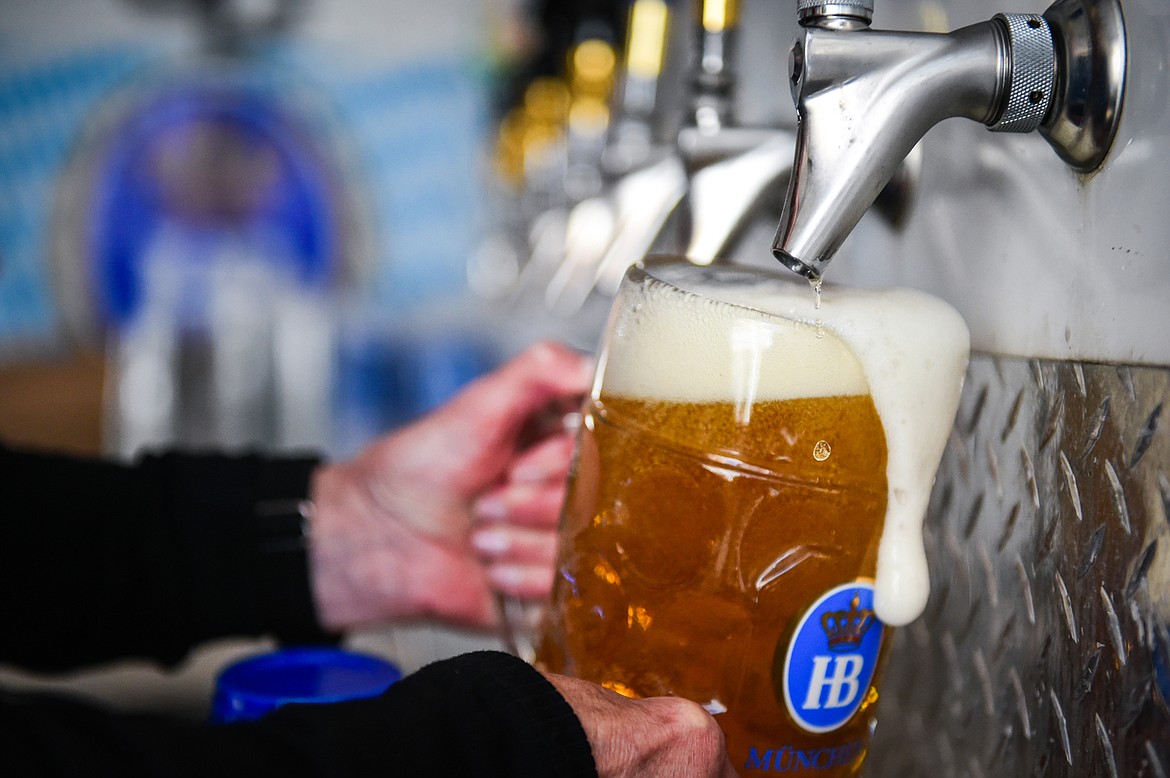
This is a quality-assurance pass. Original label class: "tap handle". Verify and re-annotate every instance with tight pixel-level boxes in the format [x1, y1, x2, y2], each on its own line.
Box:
[797, 0, 874, 26]
[621, 0, 672, 120]
[988, 13, 1056, 133]
[690, 0, 740, 131]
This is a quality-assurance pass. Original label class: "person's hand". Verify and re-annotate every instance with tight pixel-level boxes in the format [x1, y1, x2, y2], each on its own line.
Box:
[546, 673, 741, 778]
[307, 341, 593, 633]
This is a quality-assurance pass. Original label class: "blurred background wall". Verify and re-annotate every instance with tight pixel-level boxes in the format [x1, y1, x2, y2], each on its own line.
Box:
[0, 0, 532, 460]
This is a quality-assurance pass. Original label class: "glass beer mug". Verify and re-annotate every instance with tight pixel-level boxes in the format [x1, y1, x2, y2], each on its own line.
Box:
[535, 258, 969, 776]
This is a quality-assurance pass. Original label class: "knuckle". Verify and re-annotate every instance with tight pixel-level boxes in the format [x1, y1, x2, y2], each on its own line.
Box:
[656, 696, 713, 734]
[665, 699, 726, 764]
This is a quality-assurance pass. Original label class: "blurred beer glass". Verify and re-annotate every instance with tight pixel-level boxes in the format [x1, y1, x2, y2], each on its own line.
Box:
[536, 258, 968, 776]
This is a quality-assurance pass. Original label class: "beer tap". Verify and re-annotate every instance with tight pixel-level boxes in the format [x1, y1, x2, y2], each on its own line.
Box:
[669, 0, 797, 268]
[543, 0, 687, 315]
[582, 0, 799, 306]
[771, 0, 1127, 280]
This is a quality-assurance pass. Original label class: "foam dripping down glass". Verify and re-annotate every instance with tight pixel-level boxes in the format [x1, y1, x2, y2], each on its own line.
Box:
[535, 258, 970, 775]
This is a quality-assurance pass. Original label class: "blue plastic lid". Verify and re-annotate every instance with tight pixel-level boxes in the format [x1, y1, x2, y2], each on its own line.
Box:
[212, 647, 403, 724]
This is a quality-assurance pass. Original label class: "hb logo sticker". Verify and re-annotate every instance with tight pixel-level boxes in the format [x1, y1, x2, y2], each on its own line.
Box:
[777, 581, 884, 733]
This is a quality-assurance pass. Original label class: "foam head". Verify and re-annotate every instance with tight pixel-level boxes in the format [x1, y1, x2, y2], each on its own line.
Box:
[597, 261, 870, 404]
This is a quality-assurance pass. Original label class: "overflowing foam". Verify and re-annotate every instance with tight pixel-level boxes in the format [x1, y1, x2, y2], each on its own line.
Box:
[600, 262, 970, 626]
[599, 269, 870, 404]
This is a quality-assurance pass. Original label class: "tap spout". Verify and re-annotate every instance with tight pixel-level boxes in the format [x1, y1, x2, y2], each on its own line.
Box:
[772, 21, 1008, 278]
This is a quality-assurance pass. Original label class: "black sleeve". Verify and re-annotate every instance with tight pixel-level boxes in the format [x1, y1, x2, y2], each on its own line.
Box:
[2, 651, 599, 778]
[0, 442, 334, 672]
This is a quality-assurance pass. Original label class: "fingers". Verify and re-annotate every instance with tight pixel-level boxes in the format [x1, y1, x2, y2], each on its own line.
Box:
[442, 342, 593, 455]
[471, 523, 558, 598]
[635, 698, 741, 778]
[473, 428, 575, 521]
[493, 341, 595, 406]
[483, 560, 556, 599]
[509, 433, 577, 485]
[469, 427, 574, 600]
[473, 481, 568, 527]
[471, 523, 556, 563]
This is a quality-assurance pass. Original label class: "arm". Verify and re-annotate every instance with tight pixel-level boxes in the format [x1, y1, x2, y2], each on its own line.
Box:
[0, 443, 331, 672]
[2, 651, 735, 777]
[2, 652, 594, 777]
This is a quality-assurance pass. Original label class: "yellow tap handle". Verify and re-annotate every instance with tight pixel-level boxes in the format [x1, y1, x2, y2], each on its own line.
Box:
[625, 0, 670, 80]
[700, 0, 739, 34]
[570, 39, 617, 99]
[524, 77, 571, 125]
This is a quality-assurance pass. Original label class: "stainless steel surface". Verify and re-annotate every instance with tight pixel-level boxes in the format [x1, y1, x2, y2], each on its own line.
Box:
[675, 126, 795, 266]
[988, 13, 1056, 133]
[870, 354, 1170, 777]
[1039, 0, 1128, 171]
[771, 0, 1127, 279]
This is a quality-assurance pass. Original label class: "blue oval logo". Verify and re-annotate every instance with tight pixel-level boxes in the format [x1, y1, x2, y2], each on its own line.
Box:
[780, 581, 884, 733]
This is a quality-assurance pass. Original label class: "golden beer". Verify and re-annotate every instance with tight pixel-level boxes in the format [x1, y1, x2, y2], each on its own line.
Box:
[536, 259, 969, 776]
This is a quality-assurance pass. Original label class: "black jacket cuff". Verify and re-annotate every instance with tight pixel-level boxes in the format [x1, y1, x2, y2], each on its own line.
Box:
[142, 450, 336, 655]
[249, 650, 599, 777]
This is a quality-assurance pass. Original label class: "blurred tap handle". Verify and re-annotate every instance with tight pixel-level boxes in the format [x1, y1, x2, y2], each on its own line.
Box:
[493, 109, 529, 189]
[602, 0, 674, 175]
[493, 78, 572, 190]
[698, 0, 738, 34]
[566, 39, 618, 152]
[624, 0, 671, 86]
[565, 39, 618, 199]
[489, 0, 628, 193]
[691, 0, 740, 131]
[569, 39, 618, 101]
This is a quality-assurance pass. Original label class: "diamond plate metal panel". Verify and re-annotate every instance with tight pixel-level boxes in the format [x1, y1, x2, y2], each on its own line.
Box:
[868, 356, 1170, 777]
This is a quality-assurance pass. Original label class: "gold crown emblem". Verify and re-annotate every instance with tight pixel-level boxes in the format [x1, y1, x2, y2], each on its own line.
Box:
[820, 594, 874, 652]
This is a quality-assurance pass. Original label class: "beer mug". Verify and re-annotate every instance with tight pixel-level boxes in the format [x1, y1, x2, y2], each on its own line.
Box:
[535, 258, 968, 775]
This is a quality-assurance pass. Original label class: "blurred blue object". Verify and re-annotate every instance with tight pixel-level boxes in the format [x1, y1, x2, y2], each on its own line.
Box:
[211, 647, 403, 724]
[90, 82, 340, 330]
[0, 37, 486, 349]
[332, 317, 502, 458]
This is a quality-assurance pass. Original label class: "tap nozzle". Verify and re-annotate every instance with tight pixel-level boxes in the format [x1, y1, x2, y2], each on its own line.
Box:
[771, 0, 1126, 280]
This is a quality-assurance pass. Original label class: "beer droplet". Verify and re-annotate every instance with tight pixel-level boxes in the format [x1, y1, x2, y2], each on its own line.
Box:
[813, 440, 832, 461]
[602, 680, 640, 698]
[810, 278, 824, 336]
[626, 604, 653, 630]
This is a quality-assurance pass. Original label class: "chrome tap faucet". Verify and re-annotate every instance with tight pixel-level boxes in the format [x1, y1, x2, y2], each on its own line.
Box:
[772, 0, 1126, 279]
[548, 0, 795, 313]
